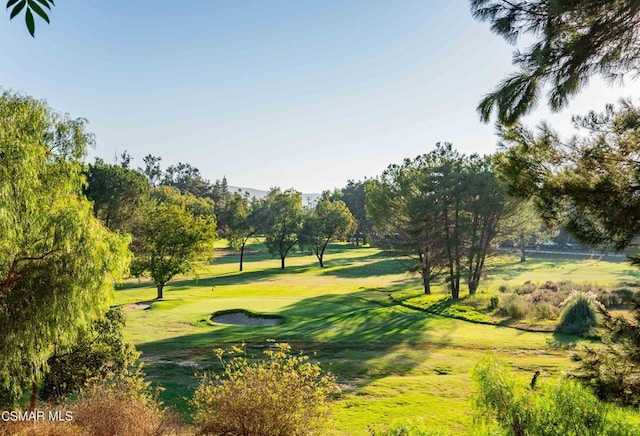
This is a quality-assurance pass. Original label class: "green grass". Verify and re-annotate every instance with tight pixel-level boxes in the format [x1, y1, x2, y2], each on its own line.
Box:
[115, 242, 640, 434]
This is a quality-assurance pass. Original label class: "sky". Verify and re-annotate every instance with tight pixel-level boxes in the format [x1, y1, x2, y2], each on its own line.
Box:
[1, 0, 639, 193]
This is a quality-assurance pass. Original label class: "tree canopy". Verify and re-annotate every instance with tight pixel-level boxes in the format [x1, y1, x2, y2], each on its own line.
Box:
[0, 91, 130, 405]
[130, 197, 216, 299]
[495, 100, 640, 250]
[262, 188, 303, 270]
[471, 0, 640, 125]
[367, 143, 506, 297]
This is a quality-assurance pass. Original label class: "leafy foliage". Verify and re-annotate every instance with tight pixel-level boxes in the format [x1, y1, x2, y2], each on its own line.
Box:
[40, 308, 140, 401]
[84, 160, 151, 232]
[0, 91, 131, 404]
[367, 143, 506, 297]
[298, 199, 355, 267]
[6, 0, 54, 37]
[192, 343, 339, 436]
[572, 302, 640, 407]
[472, 356, 638, 435]
[130, 197, 216, 299]
[495, 100, 640, 251]
[471, 0, 640, 124]
[261, 188, 303, 269]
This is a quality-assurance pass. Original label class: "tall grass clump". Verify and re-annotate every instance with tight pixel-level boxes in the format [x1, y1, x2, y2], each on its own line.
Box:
[556, 290, 604, 335]
[472, 356, 639, 435]
[192, 343, 339, 436]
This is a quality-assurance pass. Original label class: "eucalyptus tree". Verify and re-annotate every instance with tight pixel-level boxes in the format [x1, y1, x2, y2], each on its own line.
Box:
[299, 199, 355, 267]
[0, 91, 131, 407]
[471, 0, 640, 125]
[262, 188, 303, 270]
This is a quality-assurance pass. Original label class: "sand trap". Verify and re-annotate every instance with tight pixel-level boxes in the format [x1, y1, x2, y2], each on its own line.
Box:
[123, 302, 151, 311]
[211, 311, 282, 327]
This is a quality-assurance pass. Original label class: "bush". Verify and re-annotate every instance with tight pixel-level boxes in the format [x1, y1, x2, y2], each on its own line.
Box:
[498, 294, 533, 320]
[41, 307, 140, 401]
[72, 371, 175, 436]
[488, 295, 499, 310]
[556, 291, 604, 335]
[192, 343, 339, 435]
[572, 303, 640, 407]
[472, 356, 639, 435]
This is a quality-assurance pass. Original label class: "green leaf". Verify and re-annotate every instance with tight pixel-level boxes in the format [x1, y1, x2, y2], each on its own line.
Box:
[34, 0, 50, 10]
[6, 0, 21, 9]
[9, 0, 25, 20]
[25, 7, 34, 36]
[28, 0, 48, 23]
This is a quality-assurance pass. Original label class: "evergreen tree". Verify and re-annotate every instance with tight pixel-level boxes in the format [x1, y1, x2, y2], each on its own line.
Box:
[471, 0, 640, 125]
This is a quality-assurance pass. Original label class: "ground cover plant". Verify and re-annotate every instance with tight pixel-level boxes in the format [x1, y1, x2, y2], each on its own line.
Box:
[115, 242, 640, 434]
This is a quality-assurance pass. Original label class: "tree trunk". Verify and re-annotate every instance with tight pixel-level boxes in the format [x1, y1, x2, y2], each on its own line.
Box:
[156, 283, 164, 299]
[281, 256, 285, 270]
[239, 241, 245, 272]
[29, 381, 37, 412]
[423, 275, 431, 294]
[520, 231, 526, 262]
[319, 255, 324, 268]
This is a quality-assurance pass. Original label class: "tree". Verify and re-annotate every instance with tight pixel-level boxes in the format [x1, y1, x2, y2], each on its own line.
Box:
[0, 91, 131, 407]
[471, 0, 640, 125]
[162, 162, 212, 198]
[6, 0, 53, 37]
[226, 192, 262, 272]
[495, 100, 640, 251]
[140, 154, 162, 187]
[151, 185, 216, 219]
[211, 177, 232, 238]
[367, 144, 506, 298]
[84, 161, 150, 232]
[366, 158, 447, 295]
[336, 180, 374, 245]
[263, 188, 303, 270]
[299, 199, 355, 267]
[130, 200, 216, 299]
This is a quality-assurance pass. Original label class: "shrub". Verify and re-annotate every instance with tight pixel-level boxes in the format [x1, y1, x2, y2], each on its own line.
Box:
[489, 295, 499, 310]
[556, 290, 604, 335]
[41, 307, 140, 401]
[472, 356, 639, 435]
[192, 343, 339, 435]
[514, 281, 536, 295]
[534, 302, 559, 320]
[71, 371, 175, 436]
[572, 303, 640, 407]
[498, 294, 533, 320]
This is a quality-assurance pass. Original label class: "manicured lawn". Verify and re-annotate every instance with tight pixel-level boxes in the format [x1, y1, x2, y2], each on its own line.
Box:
[115, 243, 636, 434]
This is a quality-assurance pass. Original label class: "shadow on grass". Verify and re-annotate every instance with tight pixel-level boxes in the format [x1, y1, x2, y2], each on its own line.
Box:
[320, 257, 409, 278]
[135, 289, 455, 414]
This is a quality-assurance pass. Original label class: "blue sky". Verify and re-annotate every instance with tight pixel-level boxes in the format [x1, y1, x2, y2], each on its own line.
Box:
[1, 1, 638, 193]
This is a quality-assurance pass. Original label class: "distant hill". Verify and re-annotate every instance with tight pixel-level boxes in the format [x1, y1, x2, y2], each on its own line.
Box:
[228, 185, 321, 207]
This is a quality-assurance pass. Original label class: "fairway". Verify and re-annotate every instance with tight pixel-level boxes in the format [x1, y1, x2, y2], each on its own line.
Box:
[116, 243, 633, 434]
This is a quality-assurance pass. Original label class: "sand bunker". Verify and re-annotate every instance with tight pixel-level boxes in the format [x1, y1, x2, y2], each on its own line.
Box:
[123, 302, 151, 311]
[211, 311, 282, 327]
